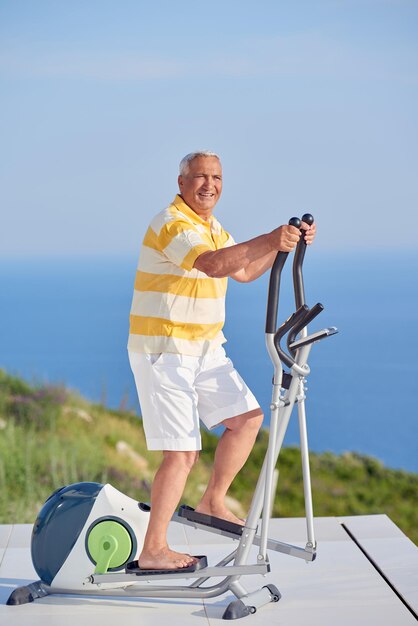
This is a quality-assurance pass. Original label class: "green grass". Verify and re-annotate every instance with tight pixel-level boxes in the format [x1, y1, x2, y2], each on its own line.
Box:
[0, 369, 417, 544]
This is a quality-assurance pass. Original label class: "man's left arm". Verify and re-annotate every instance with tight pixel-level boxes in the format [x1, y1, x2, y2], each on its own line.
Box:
[231, 222, 316, 283]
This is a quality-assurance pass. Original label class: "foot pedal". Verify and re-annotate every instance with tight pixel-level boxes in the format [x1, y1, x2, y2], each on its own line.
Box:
[126, 555, 207, 576]
[178, 505, 244, 536]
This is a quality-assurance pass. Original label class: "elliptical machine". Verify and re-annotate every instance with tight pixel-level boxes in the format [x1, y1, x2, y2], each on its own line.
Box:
[8, 214, 337, 619]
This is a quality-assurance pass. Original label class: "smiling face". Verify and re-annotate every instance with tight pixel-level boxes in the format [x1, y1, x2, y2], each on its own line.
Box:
[178, 155, 222, 220]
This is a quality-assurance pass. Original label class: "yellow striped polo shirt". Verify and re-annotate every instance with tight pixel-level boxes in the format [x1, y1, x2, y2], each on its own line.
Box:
[128, 195, 235, 356]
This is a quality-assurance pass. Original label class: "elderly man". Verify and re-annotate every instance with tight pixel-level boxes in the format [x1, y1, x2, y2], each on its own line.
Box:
[128, 150, 316, 571]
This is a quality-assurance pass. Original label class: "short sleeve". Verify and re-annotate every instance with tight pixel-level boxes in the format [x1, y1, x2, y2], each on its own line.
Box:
[158, 220, 212, 271]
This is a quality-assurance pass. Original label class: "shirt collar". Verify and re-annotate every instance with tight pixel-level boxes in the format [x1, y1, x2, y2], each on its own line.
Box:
[172, 194, 214, 228]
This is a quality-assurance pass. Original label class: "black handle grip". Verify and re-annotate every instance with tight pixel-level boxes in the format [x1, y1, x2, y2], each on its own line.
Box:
[265, 250, 289, 333]
[302, 213, 314, 226]
[265, 214, 315, 336]
[293, 213, 314, 309]
[265, 216, 304, 333]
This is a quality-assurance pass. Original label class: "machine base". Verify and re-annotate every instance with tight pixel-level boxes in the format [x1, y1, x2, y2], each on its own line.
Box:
[223, 584, 281, 620]
[7, 580, 49, 606]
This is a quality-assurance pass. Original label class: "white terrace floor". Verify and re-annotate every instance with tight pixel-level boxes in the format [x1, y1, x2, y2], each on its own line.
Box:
[0, 514, 417, 626]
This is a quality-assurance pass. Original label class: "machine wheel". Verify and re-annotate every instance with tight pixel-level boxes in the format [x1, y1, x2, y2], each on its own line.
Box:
[86, 518, 135, 573]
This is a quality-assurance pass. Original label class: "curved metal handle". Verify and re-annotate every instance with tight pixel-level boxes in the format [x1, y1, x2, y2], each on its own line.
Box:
[265, 214, 319, 368]
[293, 213, 314, 309]
[274, 305, 309, 368]
[287, 302, 324, 357]
[265, 217, 301, 334]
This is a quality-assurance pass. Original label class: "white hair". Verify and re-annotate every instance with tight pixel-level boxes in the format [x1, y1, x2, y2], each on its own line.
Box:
[179, 151, 221, 176]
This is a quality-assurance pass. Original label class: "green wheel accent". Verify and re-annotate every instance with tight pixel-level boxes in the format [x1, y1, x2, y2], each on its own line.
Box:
[87, 520, 133, 573]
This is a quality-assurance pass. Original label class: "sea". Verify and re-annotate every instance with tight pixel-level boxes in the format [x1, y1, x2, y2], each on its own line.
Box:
[1, 251, 417, 473]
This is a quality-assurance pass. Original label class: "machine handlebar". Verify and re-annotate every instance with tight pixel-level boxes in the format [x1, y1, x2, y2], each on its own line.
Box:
[265, 249, 289, 334]
[293, 213, 313, 309]
[265, 213, 318, 366]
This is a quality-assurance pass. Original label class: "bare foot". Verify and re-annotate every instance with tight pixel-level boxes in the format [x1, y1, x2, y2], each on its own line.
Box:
[194, 504, 245, 526]
[138, 548, 198, 570]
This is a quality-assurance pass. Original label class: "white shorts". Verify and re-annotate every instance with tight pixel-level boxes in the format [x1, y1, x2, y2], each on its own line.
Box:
[128, 347, 260, 451]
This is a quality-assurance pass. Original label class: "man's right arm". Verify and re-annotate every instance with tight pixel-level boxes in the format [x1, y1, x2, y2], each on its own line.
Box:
[193, 225, 301, 281]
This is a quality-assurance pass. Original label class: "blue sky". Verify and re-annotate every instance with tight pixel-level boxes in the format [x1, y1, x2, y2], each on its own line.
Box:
[1, 0, 417, 256]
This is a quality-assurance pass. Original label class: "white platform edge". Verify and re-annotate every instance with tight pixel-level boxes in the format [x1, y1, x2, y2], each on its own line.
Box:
[339, 514, 418, 615]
